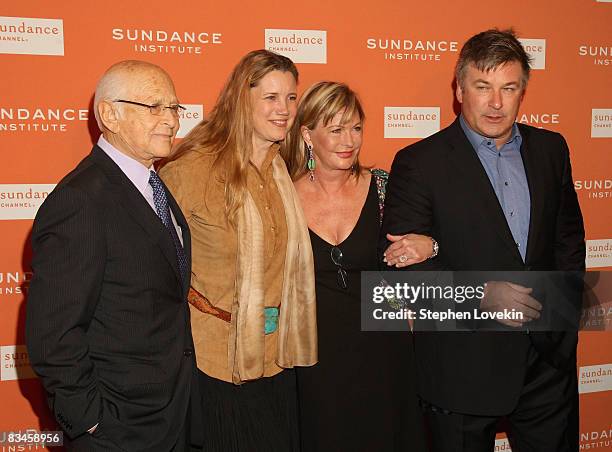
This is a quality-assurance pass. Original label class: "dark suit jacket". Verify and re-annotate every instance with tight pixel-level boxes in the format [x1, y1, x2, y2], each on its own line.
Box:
[26, 145, 196, 451]
[380, 118, 585, 416]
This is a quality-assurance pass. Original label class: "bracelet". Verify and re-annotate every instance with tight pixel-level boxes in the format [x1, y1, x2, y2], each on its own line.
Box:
[428, 238, 439, 259]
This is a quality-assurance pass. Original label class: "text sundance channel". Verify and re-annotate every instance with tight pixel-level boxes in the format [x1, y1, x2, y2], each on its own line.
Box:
[384, 107, 440, 138]
[265, 29, 326, 64]
[591, 109, 612, 138]
[0, 16, 64, 56]
[0, 184, 55, 220]
[176, 104, 203, 139]
[1, 345, 36, 381]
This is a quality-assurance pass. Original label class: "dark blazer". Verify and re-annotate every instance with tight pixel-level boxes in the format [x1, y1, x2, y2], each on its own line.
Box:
[380, 118, 585, 416]
[26, 146, 196, 451]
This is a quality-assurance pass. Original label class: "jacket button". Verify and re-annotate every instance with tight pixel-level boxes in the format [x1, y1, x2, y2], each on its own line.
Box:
[183, 349, 193, 357]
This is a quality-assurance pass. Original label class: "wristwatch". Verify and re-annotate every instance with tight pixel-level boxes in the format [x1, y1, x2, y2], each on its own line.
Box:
[429, 238, 439, 259]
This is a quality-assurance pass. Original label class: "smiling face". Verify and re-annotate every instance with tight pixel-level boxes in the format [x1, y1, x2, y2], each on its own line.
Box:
[250, 70, 298, 151]
[303, 110, 363, 172]
[101, 65, 180, 167]
[456, 61, 525, 147]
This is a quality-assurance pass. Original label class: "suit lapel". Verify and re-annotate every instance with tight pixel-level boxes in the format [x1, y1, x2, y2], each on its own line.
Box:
[165, 180, 192, 295]
[90, 146, 184, 290]
[518, 125, 543, 265]
[446, 119, 523, 262]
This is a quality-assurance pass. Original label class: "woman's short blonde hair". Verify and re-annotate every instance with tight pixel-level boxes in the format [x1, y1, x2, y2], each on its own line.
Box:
[283, 81, 365, 180]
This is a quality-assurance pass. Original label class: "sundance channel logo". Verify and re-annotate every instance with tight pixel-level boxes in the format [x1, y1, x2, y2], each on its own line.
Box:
[176, 104, 203, 139]
[586, 239, 612, 268]
[0, 184, 55, 220]
[578, 44, 611, 67]
[0, 106, 88, 133]
[112, 27, 222, 55]
[591, 109, 612, 137]
[0, 16, 64, 56]
[579, 363, 612, 394]
[265, 29, 326, 64]
[384, 107, 440, 138]
[1, 345, 36, 381]
[366, 36, 458, 62]
[0, 271, 31, 296]
[519, 38, 546, 70]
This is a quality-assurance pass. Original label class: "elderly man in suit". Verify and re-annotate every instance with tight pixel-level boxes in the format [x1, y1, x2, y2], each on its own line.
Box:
[26, 60, 196, 451]
[382, 29, 585, 452]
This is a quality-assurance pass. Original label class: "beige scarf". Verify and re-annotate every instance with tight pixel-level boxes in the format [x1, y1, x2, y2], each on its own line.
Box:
[228, 154, 317, 384]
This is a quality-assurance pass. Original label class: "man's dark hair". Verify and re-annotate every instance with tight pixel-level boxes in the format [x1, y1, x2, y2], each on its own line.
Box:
[455, 29, 533, 88]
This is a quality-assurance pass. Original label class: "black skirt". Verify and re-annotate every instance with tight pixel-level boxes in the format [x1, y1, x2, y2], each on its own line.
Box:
[196, 368, 299, 452]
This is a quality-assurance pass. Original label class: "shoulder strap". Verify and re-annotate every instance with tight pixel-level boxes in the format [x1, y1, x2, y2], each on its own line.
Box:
[370, 168, 389, 225]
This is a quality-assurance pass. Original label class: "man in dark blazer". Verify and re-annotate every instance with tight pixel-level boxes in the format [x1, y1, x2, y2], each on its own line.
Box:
[381, 30, 585, 452]
[26, 60, 196, 451]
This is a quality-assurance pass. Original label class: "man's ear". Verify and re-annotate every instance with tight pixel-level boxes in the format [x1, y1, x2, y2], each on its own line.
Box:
[98, 100, 120, 133]
[455, 83, 463, 104]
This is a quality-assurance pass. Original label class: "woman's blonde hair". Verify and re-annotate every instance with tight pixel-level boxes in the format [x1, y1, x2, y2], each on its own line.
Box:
[283, 81, 365, 180]
[170, 50, 298, 222]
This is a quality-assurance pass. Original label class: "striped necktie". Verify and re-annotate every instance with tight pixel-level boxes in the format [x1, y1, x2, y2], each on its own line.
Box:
[148, 170, 188, 283]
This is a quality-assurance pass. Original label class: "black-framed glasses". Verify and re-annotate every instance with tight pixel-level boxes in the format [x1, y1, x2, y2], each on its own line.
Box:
[330, 246, 348, 290]
[113, 99, 186, 116]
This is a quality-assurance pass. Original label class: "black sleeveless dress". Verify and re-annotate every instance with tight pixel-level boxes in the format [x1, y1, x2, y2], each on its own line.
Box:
[296, 177, 426, 452]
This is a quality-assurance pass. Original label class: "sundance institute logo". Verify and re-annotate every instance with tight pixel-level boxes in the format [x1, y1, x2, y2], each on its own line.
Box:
[0, 106, 89, 133]
[0, 345, 36, 381]
[0, 16, 64, 56]
[578, 44, 611, 67]
[112, 27, 223, 55]
[384, 107, 440, 138]
[366, 36, 458, 62]
[265, 29, 327, 64]
[517, 112, 560, 129]
[574, 179, 612, 200]
[0, 271, 32, 296]
[580, 428, 612, 450]
[581, 302, 612, 330]
[0, 184, 55, 220]
[591, 109, 612, 138]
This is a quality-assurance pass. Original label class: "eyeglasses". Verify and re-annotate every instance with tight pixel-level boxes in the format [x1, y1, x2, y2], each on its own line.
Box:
[330, 246, 348, 290]
[113, 99, 186, 116]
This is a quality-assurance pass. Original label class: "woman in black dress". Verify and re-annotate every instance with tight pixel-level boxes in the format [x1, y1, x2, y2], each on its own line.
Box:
[283, 82, 434, 451]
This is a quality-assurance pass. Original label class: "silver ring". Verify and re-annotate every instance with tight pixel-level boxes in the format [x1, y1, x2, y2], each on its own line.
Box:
[399, 255, 408, 263]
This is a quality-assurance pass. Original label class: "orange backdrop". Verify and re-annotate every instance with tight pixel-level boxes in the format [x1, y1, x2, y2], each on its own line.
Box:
[1, 1, 610, 450]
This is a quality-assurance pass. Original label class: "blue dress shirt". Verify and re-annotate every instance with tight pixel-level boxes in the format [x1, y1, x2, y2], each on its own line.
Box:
[459, 116, 530, 261]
